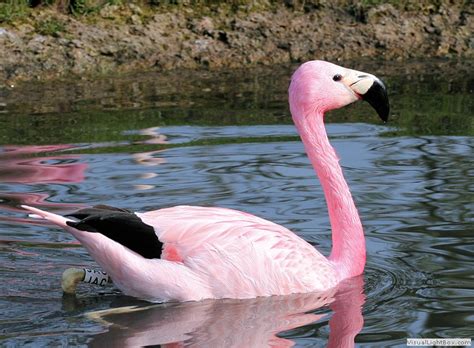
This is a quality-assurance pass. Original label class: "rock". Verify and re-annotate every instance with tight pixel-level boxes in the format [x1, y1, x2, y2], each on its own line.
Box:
[100, 4, 120, 20]
[367, 4, 398, 23]
[129, 4, 143, 16]
[71, 39, 83, 48]
[189, 17, 215, 37]
[100, 44, 119, 56]
[130, 14, 142, 26]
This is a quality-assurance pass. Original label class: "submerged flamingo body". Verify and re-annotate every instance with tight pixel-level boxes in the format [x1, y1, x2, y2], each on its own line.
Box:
[22, 60, 389, 302]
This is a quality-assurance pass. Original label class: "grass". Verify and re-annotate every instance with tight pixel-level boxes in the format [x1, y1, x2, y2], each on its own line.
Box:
[0, 1, 30, 23]
[34, 18, 66, 36]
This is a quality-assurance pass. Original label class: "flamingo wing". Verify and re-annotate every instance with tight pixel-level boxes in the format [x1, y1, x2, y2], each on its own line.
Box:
[137, 206, 337, 297]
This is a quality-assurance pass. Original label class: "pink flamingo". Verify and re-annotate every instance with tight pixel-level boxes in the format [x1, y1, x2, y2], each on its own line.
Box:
[22, 60, 389, 302]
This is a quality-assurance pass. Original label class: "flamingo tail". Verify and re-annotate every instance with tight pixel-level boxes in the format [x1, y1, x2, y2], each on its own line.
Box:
[21, 205, 73, 228]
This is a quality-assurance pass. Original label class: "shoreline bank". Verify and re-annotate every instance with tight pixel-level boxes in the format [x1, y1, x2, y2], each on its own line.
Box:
[0, 1, 473, 83]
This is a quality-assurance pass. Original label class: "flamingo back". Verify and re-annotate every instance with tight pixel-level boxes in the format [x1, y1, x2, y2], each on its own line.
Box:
[137, 206, 338, 298]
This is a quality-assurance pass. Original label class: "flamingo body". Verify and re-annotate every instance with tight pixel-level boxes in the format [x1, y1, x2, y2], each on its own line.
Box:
[138, 206, 338, 298]
[22, 60, 389, 302]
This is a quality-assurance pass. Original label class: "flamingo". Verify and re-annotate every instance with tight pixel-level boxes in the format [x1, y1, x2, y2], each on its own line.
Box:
[22, 60, 389, 303]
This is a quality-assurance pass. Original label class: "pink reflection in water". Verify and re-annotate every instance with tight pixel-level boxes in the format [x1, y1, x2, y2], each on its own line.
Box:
[0, 145, 87, 184]
[131, 127, 169, 190]
[0, 145, 87, 220]
[138, 127, 169, 145]
[87, 276, 365, 347]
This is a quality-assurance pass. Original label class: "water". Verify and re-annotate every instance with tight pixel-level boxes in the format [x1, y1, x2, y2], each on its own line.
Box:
[0, 60, 473, 346]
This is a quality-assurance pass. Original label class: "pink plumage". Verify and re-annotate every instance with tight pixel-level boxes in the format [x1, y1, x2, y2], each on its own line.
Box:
[22, 60, 389, 302]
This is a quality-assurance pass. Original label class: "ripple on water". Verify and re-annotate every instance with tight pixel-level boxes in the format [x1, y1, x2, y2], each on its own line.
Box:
[1, 122, 473, 345]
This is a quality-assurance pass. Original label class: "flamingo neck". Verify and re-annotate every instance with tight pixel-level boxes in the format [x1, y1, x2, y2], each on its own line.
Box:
[293, 113, 366, 280]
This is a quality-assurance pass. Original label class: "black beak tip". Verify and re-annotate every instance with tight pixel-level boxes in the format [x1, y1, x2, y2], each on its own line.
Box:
[362, 79, 390, 123]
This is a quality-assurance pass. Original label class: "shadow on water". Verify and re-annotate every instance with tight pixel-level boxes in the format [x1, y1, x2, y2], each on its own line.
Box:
[0, 59, 473, 346]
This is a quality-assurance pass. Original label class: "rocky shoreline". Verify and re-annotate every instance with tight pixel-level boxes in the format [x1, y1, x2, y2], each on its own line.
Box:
[0, 1, 472, 83]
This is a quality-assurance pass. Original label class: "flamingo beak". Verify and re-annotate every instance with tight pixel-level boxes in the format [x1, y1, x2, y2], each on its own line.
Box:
[343, 70, 390, 122]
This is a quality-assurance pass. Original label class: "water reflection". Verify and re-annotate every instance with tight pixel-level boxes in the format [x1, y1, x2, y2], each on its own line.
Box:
[0, 144, 87, 221]
[80, 277, 365, 348]
[0, 145, 86, 184]
[130, 127, 168, 190]
[0, 60, 472, 145]
[135, 126, 169, 145]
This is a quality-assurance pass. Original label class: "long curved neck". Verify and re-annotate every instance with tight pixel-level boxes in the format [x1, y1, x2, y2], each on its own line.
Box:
[293, 112, 366, 280]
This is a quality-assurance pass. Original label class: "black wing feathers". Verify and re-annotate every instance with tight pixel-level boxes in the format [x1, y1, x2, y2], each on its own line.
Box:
[66, 204, 132, 220]
[66, 205, 162, 259]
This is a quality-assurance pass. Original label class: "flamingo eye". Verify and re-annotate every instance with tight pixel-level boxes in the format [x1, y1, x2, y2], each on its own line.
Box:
[333, 74, 342, 82]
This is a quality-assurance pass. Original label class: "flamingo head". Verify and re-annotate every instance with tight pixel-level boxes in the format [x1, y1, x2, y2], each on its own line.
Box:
[289, 60, 389, 122]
